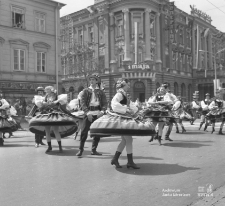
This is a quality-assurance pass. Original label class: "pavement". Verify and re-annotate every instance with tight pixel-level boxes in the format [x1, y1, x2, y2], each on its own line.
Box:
[1, 119, 225, 206]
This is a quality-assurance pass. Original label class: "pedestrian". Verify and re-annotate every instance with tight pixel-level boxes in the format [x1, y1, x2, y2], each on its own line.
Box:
[13, 99, 24, 130]
[190, 94, 201, 125]
[29, 86, 77, 153]
[76, 74, 108, 156]
[199, 93, 211, 131]
[89, 78, 155, 169]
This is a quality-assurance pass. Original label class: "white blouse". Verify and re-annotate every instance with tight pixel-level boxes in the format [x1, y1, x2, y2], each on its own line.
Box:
[111, 93, 138, 114]
[0, 99, 10, 110]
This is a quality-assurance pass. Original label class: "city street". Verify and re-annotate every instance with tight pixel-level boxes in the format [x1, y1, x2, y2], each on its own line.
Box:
[1, 120, 225, 206]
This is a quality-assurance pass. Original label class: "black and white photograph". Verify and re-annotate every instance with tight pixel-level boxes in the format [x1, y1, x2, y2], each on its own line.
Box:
[1, 0, 225, 205]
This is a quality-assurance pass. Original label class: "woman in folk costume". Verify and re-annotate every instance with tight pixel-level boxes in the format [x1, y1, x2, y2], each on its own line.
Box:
[0, 92, 18, 146]
[172, 96, 193, 133]
[206, 89, 225, 134]
[90, 78, 155, 169]
[29, 86, 77, 153]
[146, 86, 176, 145]
[190, 94, 201, 125]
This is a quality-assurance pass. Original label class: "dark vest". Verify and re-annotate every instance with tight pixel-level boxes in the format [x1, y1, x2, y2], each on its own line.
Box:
[156, 96, 164, 101]
[120, 93, 127, 105]
[215, 100, 223, 108]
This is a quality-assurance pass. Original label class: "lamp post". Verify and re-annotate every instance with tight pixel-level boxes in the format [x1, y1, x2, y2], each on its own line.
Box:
[199, 48, 225, 94]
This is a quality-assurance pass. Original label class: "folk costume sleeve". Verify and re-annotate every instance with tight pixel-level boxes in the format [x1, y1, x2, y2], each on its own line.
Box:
[99, 90, 107, 113]
[163, 93, 174, 104]
[208, 101, 216, 110]
[201, 100, 208, 111]
[34, 95, 45, 108]
[172, 100, 181, 110]
[0, 99, 10, 110]
[80, 89, 90, 114]
[192, 101, 200, 109]
[111, 93, 127, 114]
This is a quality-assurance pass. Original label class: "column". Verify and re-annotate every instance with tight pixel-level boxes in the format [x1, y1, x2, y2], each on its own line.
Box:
[199, 28, 202, 69]
[204, 35, 207, 70]
[123, 9, 131, 62]
[109, 13, 117, 73]
[156, 13, 162, 64]
[208, 33, 212, 69]
[145, 8, 151, 62]
[192, 25, 196, 69]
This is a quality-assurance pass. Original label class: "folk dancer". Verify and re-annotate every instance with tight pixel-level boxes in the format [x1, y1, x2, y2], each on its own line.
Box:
[31, 87, 46, 148]
[172, 96, 193, 133]
[89, 78, 155, 168]
[76, 74, 108, 156]
[199, 93, 211, 131]
[29, 86, 78, 153]
[190, 94, 201, 125]
[147, 86, 176, 145]
[0, 92, 18, 146]
[161, 84, 178, 141]
[207, 90, 225, 134]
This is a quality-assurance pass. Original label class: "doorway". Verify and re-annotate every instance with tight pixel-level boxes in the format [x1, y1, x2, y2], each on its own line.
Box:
[133, 81, 145, 102]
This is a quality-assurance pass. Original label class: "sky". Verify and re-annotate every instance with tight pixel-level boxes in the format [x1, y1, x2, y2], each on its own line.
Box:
[59, 0, 225, 32]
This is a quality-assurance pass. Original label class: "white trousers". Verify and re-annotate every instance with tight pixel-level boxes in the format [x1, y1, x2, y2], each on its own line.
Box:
[117, 136, 133, 154]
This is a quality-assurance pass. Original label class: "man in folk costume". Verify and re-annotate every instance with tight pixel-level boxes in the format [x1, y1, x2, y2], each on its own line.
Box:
[76, 74, 107, 156]
[199, 93, 211, 131]
[190, 93, 201, 125]
[32, 87, 46, 147]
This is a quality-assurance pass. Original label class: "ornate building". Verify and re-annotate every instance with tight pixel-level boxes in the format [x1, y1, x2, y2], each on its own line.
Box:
[0, 0, 64, 106]
[60, 0, 224, 102]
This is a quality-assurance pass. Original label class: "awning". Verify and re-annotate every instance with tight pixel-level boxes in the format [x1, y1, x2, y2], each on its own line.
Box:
[122, 71, 156, 81]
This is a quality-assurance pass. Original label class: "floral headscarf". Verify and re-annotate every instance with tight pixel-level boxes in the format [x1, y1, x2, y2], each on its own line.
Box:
[116, 78, 128, 89]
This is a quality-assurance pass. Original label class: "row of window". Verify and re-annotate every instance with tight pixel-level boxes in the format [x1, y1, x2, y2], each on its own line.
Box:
[12, 5, 45, 33]
[13, 49, 46, 73]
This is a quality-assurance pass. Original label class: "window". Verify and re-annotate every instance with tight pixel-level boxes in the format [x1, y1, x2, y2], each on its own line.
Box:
[12, 7, 25, 28]
[179, 27, 184, 44]
[138, 50, 143, 64]
[117, 19, 123, 37]
[14, 49, 25, 71]
[78, 29, 83, 45]
[150, 15, 155, 36]
[118, 54, 124, 67]
[37, 52, 46, 73]
[35, 12, 45, 33]
[88, 27, 94, 42]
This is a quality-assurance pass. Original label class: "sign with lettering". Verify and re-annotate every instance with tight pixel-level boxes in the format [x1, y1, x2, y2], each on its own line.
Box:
[126, 64, 151, 70]
[190, 5, 212, 23]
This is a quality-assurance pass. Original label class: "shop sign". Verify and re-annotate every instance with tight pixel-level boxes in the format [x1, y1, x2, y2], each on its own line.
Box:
[127, 64, 151, 70]
[190, 5, 212, 23]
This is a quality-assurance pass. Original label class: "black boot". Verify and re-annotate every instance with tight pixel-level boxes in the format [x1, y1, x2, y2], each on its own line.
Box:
[211, 127, 215, 134]
[111, 151, 122, 168]
[158, 136, 162, 145]
[76, 141, 85, 156]
[199, 122, 204, 130]
[181, 126, 186, 133]
[218, 128, 224, 135]
[91, 137, 102, 155]
[45, 142, 52, 153]
[127, 153, 140, 169]
[176, 128, 179, 133]
[0, 138, 4, 146]
[204, 124, 208, 131]
[149, 135, 155, 142]
[58, 141, 63, 152]
[165, 136, 173, 141]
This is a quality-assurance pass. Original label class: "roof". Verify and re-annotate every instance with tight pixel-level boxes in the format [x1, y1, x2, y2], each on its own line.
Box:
[47, 0, 66, 6]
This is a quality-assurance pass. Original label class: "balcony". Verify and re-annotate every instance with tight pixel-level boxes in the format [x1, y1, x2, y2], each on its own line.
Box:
[196, 69, 225, 78]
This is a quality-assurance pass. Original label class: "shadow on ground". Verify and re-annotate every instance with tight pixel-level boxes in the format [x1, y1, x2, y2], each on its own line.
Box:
[116, 163, 199, 176]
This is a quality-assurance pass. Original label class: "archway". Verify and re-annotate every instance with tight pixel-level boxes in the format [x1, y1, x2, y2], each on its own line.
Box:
[188, 84, 192, 102]
[181, 83, 186, 100]
[174, 82, 178, 96]
[133, 81, 145, 102]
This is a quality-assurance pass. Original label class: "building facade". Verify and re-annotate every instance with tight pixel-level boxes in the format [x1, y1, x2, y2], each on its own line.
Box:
[0, 0, 64, 110]
[60, 0, 224, 102]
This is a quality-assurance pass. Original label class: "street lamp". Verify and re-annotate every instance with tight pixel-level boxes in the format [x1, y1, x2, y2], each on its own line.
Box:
[199, 48, 225, 93]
